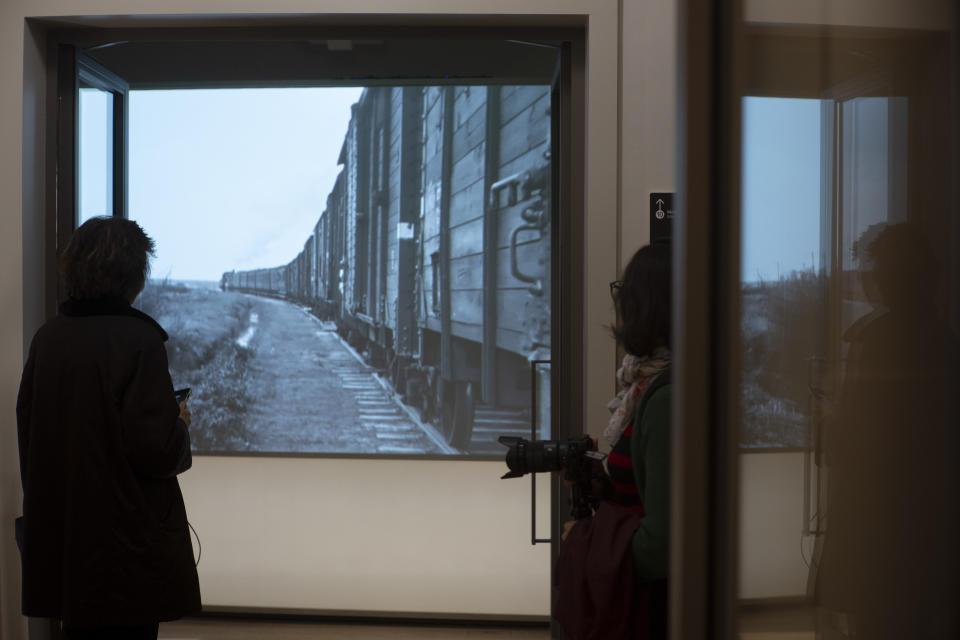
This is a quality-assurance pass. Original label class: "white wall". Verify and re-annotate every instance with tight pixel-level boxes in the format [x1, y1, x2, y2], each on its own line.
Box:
[620, 0, 677, 262]
[180, 457, 553, 615]
[738, 452, 811, 600]
[0, 2, 637, 638]
[578, 0, 678, 444]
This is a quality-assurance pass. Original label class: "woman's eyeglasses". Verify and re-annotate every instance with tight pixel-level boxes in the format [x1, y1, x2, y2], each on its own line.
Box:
[609, 280, 623, 297]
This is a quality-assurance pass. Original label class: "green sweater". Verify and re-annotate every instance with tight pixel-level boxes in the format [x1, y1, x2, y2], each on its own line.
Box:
[630, 371, 672, 582]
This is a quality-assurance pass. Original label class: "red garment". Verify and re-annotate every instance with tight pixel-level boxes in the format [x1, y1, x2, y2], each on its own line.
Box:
[607, 423, 643, 508]
[555, 502, 650, 640]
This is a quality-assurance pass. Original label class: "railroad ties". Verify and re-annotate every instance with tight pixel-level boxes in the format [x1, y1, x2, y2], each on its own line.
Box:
[324, 338, 449, 455]
[467, 405, 536, 456]
[337, 369, 428, 454]
[329, 339, 535, 456]
[329, 333, 536, 456]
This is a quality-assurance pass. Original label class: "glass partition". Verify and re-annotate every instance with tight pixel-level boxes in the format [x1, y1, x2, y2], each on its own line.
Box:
[78, 85, 114, 222]
[740, 96, 825, 450]
[732, 4, 959, 638]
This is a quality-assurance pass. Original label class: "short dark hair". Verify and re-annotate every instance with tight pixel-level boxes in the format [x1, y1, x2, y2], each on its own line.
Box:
[60, 216, 155, 301]
[612, 241, 671, 357]
[867, 222, 938, 308]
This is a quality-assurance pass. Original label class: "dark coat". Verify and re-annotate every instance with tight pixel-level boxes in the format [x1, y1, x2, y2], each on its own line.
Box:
[555, 502, 647, 640]
[16, 297, 201, 627]
[817, 306, 959, 637]
[554, 370, 671, 640]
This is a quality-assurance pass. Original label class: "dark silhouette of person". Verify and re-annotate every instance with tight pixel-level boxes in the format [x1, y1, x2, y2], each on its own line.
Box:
[16, 217, 200, 639]
[817, 222, 959, 639]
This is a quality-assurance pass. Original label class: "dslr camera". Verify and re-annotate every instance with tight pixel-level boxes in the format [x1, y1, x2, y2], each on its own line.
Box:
[498, 435, 607, 519]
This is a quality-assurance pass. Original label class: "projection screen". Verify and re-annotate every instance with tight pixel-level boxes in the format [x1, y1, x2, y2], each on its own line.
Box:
[113, 84, 555, 456]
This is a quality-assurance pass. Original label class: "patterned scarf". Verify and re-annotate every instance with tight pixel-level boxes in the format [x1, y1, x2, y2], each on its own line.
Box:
[604, 347, 672, 448]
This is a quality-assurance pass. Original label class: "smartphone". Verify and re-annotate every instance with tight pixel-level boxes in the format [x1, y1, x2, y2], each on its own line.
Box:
[174, 387, 192, 403]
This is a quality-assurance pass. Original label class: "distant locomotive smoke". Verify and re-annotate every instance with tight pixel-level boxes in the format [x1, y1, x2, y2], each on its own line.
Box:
[155, 85, 556, 456]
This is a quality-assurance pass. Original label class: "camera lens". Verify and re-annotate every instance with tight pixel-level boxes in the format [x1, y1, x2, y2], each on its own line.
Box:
[504, 439, 527, 476]
[499, 436, 577, 478]
[527, 440, 561, 473]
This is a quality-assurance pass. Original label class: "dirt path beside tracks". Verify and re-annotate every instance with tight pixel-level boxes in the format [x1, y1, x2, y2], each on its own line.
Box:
[237, 295, 443, 454]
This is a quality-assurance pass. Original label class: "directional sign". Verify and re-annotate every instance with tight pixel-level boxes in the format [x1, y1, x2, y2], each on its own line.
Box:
[650, 192, 674, 242]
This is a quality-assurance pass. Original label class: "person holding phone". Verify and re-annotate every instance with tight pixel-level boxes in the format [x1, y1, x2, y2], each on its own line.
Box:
[175, 388, 192, 428]
[16, 216, 200, 639]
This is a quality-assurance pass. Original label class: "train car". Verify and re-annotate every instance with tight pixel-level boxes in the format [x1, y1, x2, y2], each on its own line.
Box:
[411, 85, 552, 449]
[310, 171, 346, 319]
[220, 83, 552, 452]
[283, 236, 313, 302]
[223, 264, 287, 298]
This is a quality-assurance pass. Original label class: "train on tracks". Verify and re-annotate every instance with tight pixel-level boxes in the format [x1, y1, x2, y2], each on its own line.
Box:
[221, 85, 553, 453]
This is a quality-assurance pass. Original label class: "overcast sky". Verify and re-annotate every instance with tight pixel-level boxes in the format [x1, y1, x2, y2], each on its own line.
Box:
[81, 86, 364, 282]
[741, 97, 822, 283]
[80, 89, 822, 284]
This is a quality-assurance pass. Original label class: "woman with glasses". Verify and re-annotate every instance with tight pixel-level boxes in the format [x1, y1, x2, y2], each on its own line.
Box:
[556, 241, 672, 640]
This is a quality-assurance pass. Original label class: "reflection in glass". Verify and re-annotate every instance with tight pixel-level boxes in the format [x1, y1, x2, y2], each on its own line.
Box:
[735, 14, 959, 640]
[78, 86, 113, 222]
[838, 97, 909, 335]
[740, 97, 825, 449]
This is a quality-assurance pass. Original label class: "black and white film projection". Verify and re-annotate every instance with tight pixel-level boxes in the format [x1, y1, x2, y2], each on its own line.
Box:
[121, 86, 554, 456]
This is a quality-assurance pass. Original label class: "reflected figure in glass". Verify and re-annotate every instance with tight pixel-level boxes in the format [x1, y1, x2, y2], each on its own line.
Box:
[818, 222, 958, 638]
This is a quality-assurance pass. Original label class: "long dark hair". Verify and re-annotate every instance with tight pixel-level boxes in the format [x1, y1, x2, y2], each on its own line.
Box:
[60, 216, 156, 301]
[612, 241, 671, 357]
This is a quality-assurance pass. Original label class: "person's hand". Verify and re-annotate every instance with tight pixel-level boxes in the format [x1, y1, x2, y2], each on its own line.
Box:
[563, 437, 603, 487]
[178, 400, 191, 428]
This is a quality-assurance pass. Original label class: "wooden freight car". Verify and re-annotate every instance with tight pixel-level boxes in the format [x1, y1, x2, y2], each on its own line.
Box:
[221, 84, 553, 453]
[413, 85, 552, 450]
[221, 265, 287, 298]
[306, 172, 347, 319]
[334, 85, 553, 451]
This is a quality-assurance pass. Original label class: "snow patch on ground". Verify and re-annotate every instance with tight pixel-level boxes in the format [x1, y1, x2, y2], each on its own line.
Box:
[236, 312, 259, 348]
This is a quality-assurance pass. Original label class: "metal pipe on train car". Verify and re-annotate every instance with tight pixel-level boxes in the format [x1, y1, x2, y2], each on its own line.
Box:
[482, 86, 502, 405]
[376, 100, 390, 336]
[439, 86, 455, 382]
[489, 172, 527, 208]
[510, 201, 549, 295]
[395, 86, 423, 362]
